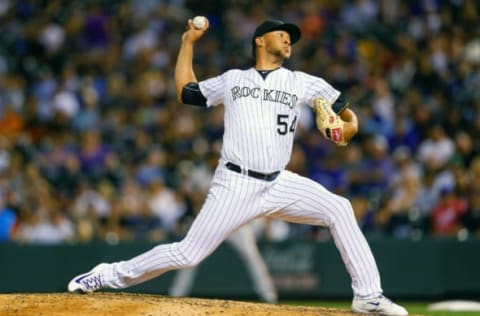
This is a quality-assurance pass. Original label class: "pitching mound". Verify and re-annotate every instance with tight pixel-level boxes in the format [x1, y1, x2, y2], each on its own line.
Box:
[0, 292, 355, 315]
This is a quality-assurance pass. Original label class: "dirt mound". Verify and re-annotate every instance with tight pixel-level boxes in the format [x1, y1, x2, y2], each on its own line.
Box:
[0, 292, 355, 315]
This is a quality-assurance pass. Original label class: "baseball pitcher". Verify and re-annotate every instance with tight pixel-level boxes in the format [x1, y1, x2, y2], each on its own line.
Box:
[68, 18, 407, 316]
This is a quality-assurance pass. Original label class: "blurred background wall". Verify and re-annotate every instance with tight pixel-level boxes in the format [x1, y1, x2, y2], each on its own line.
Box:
[1, 238, 480, 299]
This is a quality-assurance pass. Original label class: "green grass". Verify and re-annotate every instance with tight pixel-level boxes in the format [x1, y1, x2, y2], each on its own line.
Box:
[284, 301, 480, 316]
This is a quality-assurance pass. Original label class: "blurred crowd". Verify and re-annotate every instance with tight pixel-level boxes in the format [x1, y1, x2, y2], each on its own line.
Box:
[0, 0, 479, 245]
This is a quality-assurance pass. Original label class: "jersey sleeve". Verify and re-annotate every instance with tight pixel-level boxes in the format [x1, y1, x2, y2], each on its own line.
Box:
[198, 72, 227, 107]
[301, 72, 341, 107]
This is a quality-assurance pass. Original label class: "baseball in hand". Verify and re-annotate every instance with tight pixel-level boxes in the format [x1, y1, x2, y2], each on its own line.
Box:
[192, 16, 206, 29]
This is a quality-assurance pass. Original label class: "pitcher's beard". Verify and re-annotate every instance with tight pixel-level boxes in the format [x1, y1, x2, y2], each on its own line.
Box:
[269, 49, 290, 63]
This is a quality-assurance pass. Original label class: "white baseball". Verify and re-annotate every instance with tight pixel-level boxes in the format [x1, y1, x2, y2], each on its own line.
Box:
[192, 16, 206, 29]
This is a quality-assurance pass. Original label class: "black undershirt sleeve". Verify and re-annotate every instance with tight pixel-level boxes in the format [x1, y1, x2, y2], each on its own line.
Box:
[181, 82, 207, 107]
[332, 97, 349, 114]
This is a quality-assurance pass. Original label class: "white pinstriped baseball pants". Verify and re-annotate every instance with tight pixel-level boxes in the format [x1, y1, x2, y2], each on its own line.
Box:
[105, 164, 382, 298]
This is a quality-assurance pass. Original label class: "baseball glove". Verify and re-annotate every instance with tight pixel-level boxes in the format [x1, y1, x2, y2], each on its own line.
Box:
[313, 96, 347, 146]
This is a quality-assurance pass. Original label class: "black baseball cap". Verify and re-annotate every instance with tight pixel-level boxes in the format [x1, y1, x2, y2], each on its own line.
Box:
[252, 19, 301, 56]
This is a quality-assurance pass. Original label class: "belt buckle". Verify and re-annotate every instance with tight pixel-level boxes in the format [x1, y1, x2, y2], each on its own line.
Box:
[240, 166, 248, 176]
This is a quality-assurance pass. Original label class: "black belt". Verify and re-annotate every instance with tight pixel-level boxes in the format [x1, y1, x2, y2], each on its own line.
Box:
[225, 162, 280, 182]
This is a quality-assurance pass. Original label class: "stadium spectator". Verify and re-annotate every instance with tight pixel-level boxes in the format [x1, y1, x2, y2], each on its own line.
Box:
[431, 186, 468, 236]
[0, 196, 16, 242]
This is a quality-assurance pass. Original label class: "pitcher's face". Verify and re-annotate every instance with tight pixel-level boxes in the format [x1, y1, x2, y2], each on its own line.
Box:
[262, 30, 292, 60]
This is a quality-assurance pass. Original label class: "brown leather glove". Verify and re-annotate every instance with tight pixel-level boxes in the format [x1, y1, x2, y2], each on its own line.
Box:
[313, 96, 347, 146]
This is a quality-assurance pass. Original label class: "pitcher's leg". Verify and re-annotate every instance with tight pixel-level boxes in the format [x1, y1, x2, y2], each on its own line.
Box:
[327, 198, 382, 298]
[105, 240, 199, 288]
[84, 170, 268, 290]
[106, 200, 247, 288]
[266, 171, 382, 298]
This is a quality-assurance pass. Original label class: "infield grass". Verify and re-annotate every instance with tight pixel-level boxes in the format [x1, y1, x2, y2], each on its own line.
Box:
[285, 301, 480, 316]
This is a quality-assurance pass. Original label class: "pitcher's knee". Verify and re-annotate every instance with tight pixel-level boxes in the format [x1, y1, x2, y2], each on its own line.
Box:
[179, 257, 201, 269]
[170, 241, 205, 269]
[331, 196, 356, 222]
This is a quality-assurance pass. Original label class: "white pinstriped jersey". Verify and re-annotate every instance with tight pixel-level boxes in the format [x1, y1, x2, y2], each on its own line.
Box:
[199, 67, 340, 172]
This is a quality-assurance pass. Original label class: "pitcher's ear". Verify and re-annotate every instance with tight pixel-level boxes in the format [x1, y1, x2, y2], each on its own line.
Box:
[255, 36, 265, 48]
